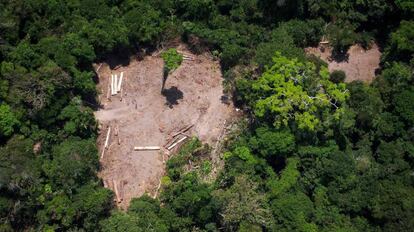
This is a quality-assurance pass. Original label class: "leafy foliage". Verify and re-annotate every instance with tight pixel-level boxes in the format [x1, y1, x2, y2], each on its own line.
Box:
[161, 48, 183, 74]
[330, 70, 346, 83]
[251, 53, 349, 131]
[0, 104, 19, 137]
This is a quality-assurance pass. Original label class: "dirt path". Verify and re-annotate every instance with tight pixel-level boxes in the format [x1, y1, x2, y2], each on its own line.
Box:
[94, 44, 236, 209]
[305, 43, 381, 83]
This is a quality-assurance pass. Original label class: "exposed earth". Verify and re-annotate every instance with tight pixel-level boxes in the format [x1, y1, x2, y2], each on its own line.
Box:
[94, 44, 236, 209]
[305, 43, 381, 83]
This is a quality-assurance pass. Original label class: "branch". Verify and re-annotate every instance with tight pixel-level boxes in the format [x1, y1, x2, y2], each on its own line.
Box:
[308, 95, 339, 109]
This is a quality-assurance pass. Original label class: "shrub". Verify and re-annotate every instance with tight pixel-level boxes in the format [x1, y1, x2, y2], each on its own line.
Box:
[161, 48, 183, 74]
[330, 70, 346, 83]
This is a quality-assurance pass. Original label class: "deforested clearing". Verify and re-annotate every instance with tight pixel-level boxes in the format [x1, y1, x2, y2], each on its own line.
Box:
[305, 43, 381, 83]
[94, 44, 237, 208]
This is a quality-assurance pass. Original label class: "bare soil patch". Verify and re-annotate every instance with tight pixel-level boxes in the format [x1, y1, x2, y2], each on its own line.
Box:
[305, 43, 381, 83]
[94, 44, 237, 209]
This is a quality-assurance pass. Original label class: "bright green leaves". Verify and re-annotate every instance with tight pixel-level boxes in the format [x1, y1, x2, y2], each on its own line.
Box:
[0, 104, 19, 137]
[161, 48, 183, 74]
[252, 52, 349, 132]
[224, 146, 257, 164]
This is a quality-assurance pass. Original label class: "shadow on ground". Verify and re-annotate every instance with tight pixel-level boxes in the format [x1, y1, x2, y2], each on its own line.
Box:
[161, 86, 183, 108]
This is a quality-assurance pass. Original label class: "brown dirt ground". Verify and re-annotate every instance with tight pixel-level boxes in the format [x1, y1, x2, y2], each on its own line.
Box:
[305, 43, 381, 83]
[94, 44, 237, 209]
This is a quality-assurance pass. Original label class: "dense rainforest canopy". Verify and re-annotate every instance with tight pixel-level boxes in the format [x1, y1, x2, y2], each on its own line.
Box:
[0, 0, 413, 231]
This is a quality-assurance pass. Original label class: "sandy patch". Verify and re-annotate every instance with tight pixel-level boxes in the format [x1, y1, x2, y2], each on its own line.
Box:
[305, 43, 381, 83]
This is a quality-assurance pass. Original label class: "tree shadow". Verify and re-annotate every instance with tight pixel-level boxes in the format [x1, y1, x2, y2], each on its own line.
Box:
[161, 68, 168, 93]
[330, 50, 350, 63]
[103, 46, 132, 69]
[161, 86, 183, 108]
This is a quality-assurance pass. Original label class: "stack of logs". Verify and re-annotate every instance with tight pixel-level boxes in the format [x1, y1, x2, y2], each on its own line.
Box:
[182, 54, 194, 61]
[133, 124, 193, 153]
[107, 72, 124, 100]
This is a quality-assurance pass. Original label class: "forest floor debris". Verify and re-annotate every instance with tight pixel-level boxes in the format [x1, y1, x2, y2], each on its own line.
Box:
[94, 44, 237, 209]
[305, 43, 381, 83]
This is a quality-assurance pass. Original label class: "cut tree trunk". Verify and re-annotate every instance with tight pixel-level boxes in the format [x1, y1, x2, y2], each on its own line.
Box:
[134, 146, 161, 151]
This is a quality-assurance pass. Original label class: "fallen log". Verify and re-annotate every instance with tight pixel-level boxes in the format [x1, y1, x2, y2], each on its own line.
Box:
[111, 75, 116, 96]
[119, 181, 124, 203]
[164, 134, 180, 147]
[106, 79, 111, 100]
[111, 75, 113, 95]
[96, 63, 103, 73]
[113, 180, 122, 203]
[100, 127, 111, 159]
[167, 136, 188, 150]
[104, 127, 111, 147]
[172, 124, 194, 138]
[152, 48, 165, 57]
[117, 72, 123, 92]
[180, 132, 191, 137]
[153, 180, 162, 199]
[134, 146, 161, 151]
[114, 74, 118, 94]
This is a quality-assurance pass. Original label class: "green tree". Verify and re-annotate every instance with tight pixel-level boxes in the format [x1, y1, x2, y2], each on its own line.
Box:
[58, 97, 96, 137]
[327, 22, 358, 54]
[393, 89, 414, 126]
[161, 48, 183, 74]
[266, 158, 300, 198]
[36, 194, 76, 229]
[73, 183, 113, 231]
[213, 175, 272, 230]
[0, 104, 19, 137]
[390, 20, 414, 53]
[101, 212, 143, 232]
[42, 138, 99, 192]
[270, 192, 317, 232]
[249, 127, 295, 158]
[254, 27, 305, 69]
[126, 196, 169, 231]
[251, 53, 349, 132]
[122, 1, 165, 44]
[330, 70, 346, 83]
[0, 136, 38, 229]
